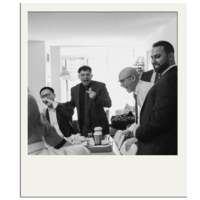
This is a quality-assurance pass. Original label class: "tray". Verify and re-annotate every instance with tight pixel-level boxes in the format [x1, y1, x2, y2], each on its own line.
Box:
[86, 141, 113, 153]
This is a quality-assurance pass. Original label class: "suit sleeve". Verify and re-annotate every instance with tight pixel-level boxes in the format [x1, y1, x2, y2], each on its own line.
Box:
[69, 87, 76, 109]
[136, 74, 177, 143]
[56, 102, 74, 119]
[94, 83, 112, 108]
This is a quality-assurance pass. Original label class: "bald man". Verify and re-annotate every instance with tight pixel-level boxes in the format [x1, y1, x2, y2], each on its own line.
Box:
[118, 67, 153, 151]
[118, 67, 153, 111]
[28, 94, 90, 155]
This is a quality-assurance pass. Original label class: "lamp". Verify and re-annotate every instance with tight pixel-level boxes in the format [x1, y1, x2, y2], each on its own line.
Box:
[135, 56, 144, 67]
[134, 56, 144, 78]
[60, 66, 71, 80]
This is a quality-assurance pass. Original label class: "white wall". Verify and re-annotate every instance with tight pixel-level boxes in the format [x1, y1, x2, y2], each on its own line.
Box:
[28, 41, 46, 109]
[142, 17, 178, 70]
[107, 47, 136, 117]
[50, 46, 61, 102]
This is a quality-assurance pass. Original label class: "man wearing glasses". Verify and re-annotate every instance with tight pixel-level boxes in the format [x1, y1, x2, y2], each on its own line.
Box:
[69, 65, 112, 137]
[119, 41, 177, 155]
[28, 94, 90, 155]
[40, 87, 75, 141]
[117, 67, 153, 152]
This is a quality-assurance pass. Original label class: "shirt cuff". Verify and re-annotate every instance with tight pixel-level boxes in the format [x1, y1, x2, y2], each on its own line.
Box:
[54, 139, 66, 149]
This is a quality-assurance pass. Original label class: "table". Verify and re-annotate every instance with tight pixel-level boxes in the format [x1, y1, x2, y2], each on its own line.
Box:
[90, 136, 121, 155]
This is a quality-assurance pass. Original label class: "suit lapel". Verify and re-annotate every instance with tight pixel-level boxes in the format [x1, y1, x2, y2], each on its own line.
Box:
[56, 110, 62, 127]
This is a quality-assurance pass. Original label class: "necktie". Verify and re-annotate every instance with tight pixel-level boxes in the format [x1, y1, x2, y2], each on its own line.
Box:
[155, 73, 161, 83]
[84, 88, 90, 127]
[134, 93, 138, 124]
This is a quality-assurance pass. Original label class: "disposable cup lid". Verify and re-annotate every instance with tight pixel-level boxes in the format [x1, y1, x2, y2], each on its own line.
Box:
[94, 126, 102, 131]
[93, 131, 102, 136]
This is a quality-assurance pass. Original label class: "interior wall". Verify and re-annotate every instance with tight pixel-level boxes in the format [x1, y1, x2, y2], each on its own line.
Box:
[60, 46, 136, 120]
[28, 41, 46, 109]
[50, 46, 61, 102]
[142, 17, 178, 70]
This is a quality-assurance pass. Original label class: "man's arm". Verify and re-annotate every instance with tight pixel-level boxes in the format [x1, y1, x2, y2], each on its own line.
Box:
[136, 76, 177, 143]
[55, 102, 74, 119]
[93, 83, 112, 108]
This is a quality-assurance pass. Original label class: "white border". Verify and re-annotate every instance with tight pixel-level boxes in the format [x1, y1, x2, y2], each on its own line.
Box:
[21, 3, 186, 197]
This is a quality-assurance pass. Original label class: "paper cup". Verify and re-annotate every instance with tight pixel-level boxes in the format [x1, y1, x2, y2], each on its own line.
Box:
[93, 131, 102, 145]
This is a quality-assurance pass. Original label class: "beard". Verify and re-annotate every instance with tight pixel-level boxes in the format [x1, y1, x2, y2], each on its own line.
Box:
[154, 59, 170, 74]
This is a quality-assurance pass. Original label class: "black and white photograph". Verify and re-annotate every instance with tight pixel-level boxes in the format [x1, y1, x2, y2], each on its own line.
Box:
[20, 3, 186, 198]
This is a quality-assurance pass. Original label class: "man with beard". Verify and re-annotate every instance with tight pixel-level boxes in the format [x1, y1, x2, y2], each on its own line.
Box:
[40, 87, 75, 141]
[69, 65, 112, 137]
[119, 41, 177, 155]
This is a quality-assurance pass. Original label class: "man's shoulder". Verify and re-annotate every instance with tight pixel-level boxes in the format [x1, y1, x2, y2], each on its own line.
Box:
[71, 83, 80, 90]
[143, 69, 154, 75]
[92, 80, 105, 86]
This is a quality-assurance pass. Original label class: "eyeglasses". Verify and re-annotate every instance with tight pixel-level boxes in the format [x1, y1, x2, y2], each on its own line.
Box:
[40, 93, 52, 99]
[118, 76, 132, 84]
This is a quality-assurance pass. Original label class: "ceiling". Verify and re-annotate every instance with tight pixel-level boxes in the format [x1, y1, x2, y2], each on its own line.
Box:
[28, 12, 177, 46]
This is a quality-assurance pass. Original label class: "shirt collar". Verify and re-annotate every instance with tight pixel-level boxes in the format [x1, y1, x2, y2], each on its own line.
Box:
[80, 82, 91, 89]
[161, 64, 177, 76]
[28, 141, 47, 154]
[134, 80, 142, 96]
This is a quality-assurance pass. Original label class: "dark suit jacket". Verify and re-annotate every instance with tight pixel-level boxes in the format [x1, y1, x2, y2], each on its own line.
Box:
[46, 102, 75, 138]
[140, 69, 154, 82]
[70, 81, 112, 136]
[136, 66, 177, 155]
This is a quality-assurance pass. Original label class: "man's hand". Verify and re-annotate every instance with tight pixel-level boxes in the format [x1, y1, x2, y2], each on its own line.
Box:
[119, 129, 130, 141]
[86, 88, 97, 99]
[125, 138, 138, 151]
[43, 97, 54, 105]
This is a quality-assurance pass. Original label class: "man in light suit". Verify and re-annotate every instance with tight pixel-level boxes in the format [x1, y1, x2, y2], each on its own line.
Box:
[69, 66, 112, 137]
[40, 87, 75, 139]
[120, 41, 177, 155]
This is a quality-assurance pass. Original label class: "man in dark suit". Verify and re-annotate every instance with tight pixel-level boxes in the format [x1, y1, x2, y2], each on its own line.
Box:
[69, 66, 112, 137]
[40, 87, 75, 139]
[119, 41, 177, 155]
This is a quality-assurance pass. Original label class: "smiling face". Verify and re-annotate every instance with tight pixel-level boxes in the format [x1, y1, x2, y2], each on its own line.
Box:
[151, 46, 171, 74]
[78, 69, 93, 86]
[40, 89, 55, 107]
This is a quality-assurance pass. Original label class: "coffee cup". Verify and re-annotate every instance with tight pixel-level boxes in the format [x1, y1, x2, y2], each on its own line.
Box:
[93, 131, 102, 145]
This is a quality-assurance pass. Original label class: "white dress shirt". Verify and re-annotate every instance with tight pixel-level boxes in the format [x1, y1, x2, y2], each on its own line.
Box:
[150, 69, 157, 84]
[128, 80, 153, 136]
[48, 102, 64, 138]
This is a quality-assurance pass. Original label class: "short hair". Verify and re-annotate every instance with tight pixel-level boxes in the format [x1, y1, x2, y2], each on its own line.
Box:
[39, 87, 54, 95]
[152, 40, 174, 54]
[78, 65, 92, 73]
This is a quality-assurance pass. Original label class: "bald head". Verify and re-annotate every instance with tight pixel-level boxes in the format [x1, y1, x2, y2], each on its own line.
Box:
[118, 67, 139, 82]
[118, 67, 140, 93]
